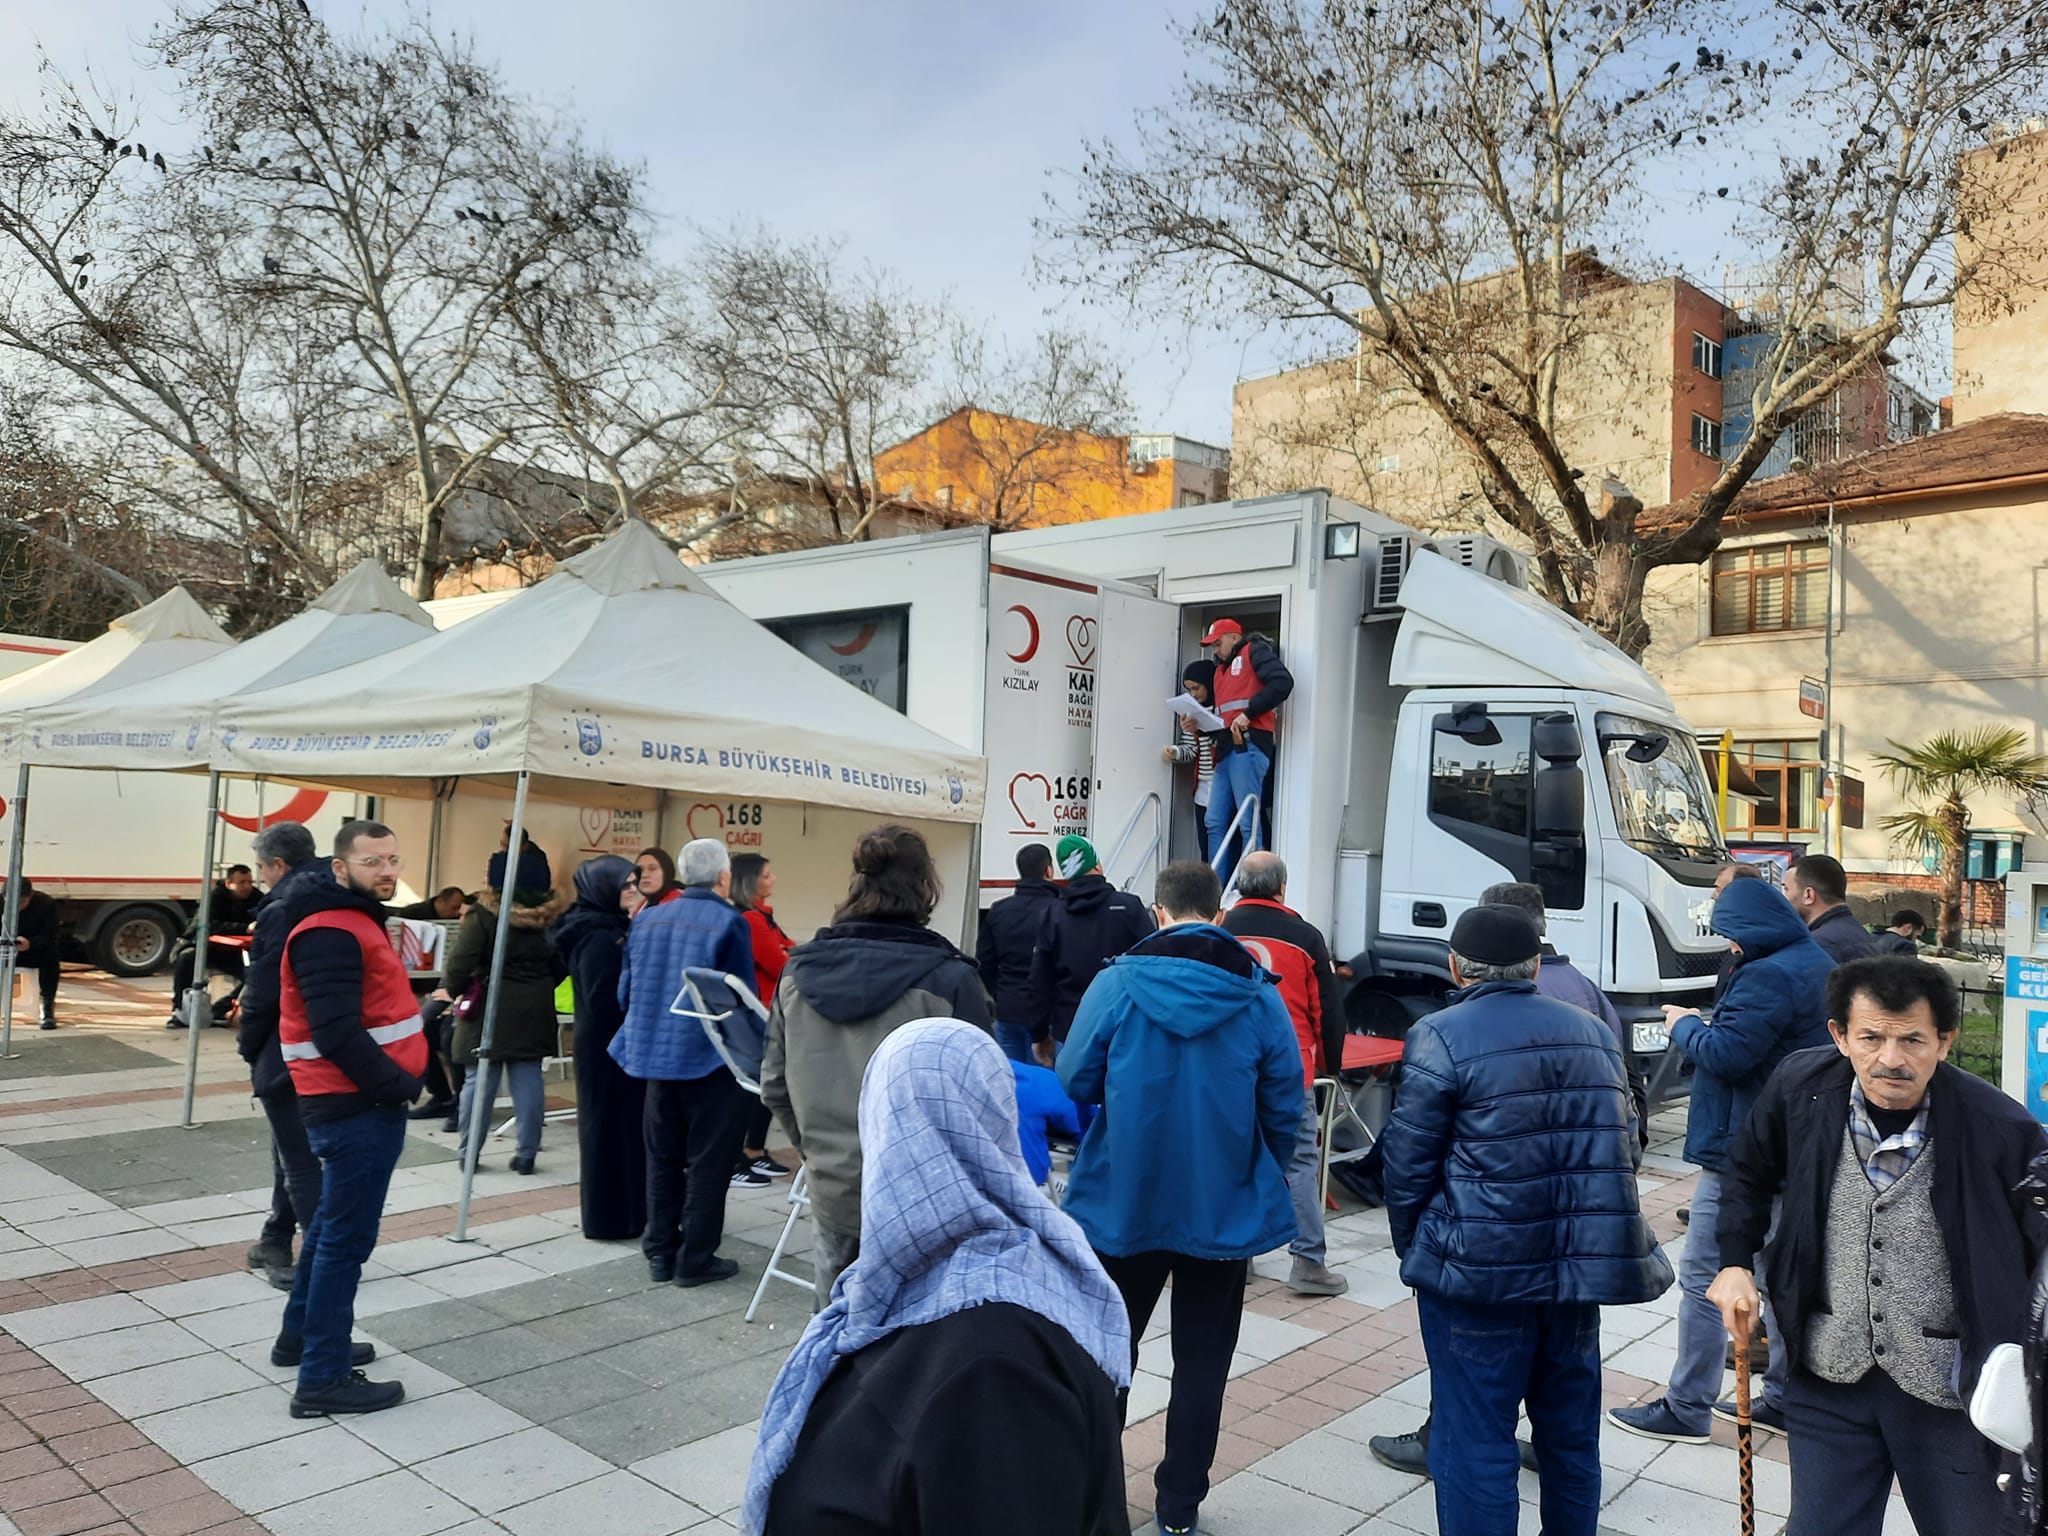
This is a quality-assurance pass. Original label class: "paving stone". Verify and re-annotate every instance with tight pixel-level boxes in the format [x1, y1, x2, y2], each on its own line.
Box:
[584, 1314, 790, 1391]
[258, 1468, 478, 1536]
[355, 1300, 506, 1354]
[497, 1469, 704, 1536]
[415, 1426, 610, 1516]
[475, 1358, 649, 1426]
[1248, 1425, 1421, 1516]
[38, 1324, 209, 1383]
[630, 1424, 757, 1518]
[1639, 1438, 1791, 1517]
[1, 1295, 160, 1348]
[1602, 1474, 1743, 1535]
[193, 1425, 398, 1515]
[92, 1355, 268, 1421]
[410, 1328, 582, 1386]
[130, 1274, 273, 1320]
[1184, 1472, 1361, 1536]
[337, 1389, 534, 1466]
[547, 1389, 723, 1468]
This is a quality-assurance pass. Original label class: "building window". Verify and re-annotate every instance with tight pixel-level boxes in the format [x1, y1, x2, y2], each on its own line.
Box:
[1691, 413, 1724, 458]
[1710, 539, 1828, 635]
[1692, 333, 1723, 380]
[1378, 454, 1402, 473]
[1725, 737, 1823, 838]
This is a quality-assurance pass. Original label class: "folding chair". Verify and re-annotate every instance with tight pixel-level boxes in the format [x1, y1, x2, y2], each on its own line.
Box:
[1321, 1034, 1404, 1203]
[671, 969, 816, 1321]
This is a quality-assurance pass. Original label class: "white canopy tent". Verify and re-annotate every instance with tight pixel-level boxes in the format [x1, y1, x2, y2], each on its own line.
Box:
[0, 589, 234, 1059]
[197, 519, 988, 1235]
[10, 563, 441, 1112]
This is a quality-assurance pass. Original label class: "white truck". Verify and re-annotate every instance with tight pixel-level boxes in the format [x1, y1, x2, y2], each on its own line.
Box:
[700, 491, 1729, 1101]
[0, 631, 358, 975]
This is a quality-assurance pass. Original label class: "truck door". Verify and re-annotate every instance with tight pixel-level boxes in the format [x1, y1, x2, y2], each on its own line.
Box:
[1090, 587, 1181, 893]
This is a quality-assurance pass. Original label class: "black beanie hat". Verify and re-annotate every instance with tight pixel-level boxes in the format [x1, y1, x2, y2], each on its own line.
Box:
[1450, 904, 1542, 966]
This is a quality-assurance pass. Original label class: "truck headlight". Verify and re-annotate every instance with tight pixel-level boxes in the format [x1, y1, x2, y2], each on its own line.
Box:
[1632, 1019, 1671, 1054]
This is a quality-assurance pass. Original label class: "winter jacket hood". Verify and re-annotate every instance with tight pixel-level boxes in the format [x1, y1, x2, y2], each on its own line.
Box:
[445, 889, 569, 1065]
[1383, 979, 1672, 1307]
[783, 920, 978, 1025]
[1024, 876, 1155, 1043]
[759, 918, 992, 1235]
[1672, 878, 1835, 1170]
[1055, 924, 1303, 1260]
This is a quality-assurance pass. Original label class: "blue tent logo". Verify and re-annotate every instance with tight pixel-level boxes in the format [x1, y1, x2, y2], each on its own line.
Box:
[474, 716, 496, 751]
[946, 774, 964, 806]
[577, 717, 603, 756]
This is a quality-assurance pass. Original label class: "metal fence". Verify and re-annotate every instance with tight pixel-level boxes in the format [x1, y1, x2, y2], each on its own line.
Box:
[1955, 980, 2003, 1087]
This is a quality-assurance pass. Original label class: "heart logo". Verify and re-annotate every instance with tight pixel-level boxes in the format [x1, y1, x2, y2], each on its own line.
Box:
[1066, 615, 1097, 668]
[578, 807, 612, 849]
[685, 802, 725, 840]
[1008, 773, 1052, 831]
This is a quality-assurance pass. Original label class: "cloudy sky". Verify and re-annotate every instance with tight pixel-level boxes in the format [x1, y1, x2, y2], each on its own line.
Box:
[1, 0, 1949, 450]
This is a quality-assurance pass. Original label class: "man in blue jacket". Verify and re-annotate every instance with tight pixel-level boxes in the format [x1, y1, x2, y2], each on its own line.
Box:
[1611, 875, 1834, 1446]
[1384, 904, 1670, 1535]
[611, 838, 757, 1287]
[1058, 859, 1301, 1536]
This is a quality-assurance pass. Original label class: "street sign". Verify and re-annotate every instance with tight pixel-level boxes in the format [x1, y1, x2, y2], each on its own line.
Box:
[1798, 677, 1825, 719]
[1838, 774, 1864, 829]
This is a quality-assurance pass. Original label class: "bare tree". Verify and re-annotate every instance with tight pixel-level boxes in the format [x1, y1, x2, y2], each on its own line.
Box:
[0, 0, 647, 604]
[930, 326, 1135, 530]
[701, 232, 943, 540]
[1052, 0, 2048, 654]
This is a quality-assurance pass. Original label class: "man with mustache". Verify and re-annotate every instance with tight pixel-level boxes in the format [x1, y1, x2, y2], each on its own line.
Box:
[1708, 957, 2048, 1536]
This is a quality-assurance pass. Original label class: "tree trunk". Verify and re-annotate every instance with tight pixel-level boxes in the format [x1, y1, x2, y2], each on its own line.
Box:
[1938, 798, 1968, 951]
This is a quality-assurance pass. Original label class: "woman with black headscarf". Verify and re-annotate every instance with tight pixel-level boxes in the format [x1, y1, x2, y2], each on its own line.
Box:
[550, 855, 647, 1240]
[1166, 658, 1222, 864]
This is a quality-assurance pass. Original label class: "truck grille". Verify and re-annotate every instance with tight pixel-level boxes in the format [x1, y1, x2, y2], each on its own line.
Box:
[1649, 917, 1727, 981]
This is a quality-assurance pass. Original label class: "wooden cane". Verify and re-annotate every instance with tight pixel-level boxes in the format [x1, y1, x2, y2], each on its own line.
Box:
[1733, 1299, 1756, 1536]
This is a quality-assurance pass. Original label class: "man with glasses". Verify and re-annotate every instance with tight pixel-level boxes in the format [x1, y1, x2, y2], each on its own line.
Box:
[272, 820, 424, 1418]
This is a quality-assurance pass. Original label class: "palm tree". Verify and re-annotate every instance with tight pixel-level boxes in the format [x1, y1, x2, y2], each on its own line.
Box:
[1872, 727, 2048, 949]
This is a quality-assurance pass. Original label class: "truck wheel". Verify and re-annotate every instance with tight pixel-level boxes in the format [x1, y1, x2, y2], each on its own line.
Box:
[93, 907, 179, 977]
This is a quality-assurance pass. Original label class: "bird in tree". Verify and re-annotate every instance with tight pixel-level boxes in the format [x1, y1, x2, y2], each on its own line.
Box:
[262, 255, 282, 275]
[1873, 726, 2048, 948]
[153, 153, 166, 173]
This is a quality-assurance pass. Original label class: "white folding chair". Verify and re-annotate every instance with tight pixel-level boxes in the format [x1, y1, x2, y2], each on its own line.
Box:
[670, 969, 816, 1320]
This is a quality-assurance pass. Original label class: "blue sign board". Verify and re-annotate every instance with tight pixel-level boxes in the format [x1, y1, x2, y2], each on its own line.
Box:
[2007, 955, 2048, 1002]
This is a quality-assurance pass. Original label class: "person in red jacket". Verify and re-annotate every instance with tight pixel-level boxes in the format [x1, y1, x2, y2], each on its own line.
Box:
[274, 820, 425, 1420]
[729, 853, 795, 1185]
[1221, 852, 1349, 1297]
[1201, 618, 1294, 863]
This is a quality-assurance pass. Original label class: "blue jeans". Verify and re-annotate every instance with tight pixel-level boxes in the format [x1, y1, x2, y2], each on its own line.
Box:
[457, 1057, 545, 1159]
[1670, 1168, 1786, 1430]
[1206, 743, 1269, 865]
[281, 1105, 406, 1389]
[1420, 1292, 1603, 1536]
[992, 1019, 1035, 1065]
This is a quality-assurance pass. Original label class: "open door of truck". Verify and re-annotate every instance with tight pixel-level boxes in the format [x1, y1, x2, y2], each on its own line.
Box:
[1091, 587, 1180, 894]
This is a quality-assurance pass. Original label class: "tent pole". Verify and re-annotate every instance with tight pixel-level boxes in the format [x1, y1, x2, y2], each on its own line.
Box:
[426, 791, 444, 892]
[0, 764, 29, 1060]
[179, 772, 222, 1127]
[453, 769, 529, 1240]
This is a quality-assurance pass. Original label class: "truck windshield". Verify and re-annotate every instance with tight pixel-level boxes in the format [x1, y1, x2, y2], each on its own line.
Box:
[1597, 713, 1725, 859]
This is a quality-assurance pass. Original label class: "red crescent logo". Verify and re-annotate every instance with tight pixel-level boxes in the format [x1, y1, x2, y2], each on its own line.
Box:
[1005, 605, 1040, 664]
[827, 622, 879, 657]
[218, 788, 330, 833]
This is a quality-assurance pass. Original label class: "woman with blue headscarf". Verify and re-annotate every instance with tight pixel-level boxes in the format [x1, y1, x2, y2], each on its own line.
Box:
[742, 1019, 1133, 1536]
[550, 855, 646, 1240]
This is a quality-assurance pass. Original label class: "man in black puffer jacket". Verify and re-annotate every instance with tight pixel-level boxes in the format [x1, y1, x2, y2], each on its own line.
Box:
[975, 842, 1059, 1064]
[238, 823, 334, 1288]
[1022, 835, 1153, 1065]
[1383, 904, 1672, 1535]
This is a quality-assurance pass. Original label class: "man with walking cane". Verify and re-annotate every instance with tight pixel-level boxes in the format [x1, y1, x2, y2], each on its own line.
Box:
[1708, 955, 2046, 1536]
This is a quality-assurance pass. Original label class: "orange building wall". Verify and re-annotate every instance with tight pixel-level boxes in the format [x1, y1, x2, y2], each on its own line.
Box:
[1669, 281, 1730, 501]
[874, 410, 1217, 529]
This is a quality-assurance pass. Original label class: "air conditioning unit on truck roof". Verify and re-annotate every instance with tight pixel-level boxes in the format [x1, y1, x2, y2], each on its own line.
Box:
[1369, 531, 1530, 614]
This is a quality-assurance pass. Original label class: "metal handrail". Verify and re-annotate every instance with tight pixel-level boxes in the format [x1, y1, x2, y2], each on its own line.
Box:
[1211, 792, 1263, 903]
[1101, 790, 1166, 893]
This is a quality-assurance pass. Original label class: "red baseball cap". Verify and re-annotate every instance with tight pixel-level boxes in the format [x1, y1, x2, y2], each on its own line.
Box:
[1200, 618, 1242, 645]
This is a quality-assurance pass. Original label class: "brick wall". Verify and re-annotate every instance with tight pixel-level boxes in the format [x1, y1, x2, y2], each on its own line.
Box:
[1847, 874, 2005, 930]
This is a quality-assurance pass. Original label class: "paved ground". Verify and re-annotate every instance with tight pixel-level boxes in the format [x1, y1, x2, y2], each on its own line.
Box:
[0, 969, 1923, 1535]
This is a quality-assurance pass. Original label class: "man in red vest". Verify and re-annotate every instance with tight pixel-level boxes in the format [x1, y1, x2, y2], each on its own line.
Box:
[275, 820, 426, 1419]
[1221, 852, 1349, 1296]
[1200, 618, 1293, 864]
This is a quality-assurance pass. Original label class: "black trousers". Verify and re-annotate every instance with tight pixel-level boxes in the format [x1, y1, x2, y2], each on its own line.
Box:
[1098, 1250, 1248, 1529]
[643, 1069, 751, 1275]
[1785, 1369, 2001, 1536]
[171, 941, 246, 1016]
[22, 950, 58, 1014]
[258, 1086, 323, 1251]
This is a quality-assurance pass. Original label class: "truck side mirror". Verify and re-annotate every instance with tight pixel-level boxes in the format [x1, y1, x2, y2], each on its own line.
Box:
[1443, 702, 1501, 746]
[1531, 712, 1582, 765]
